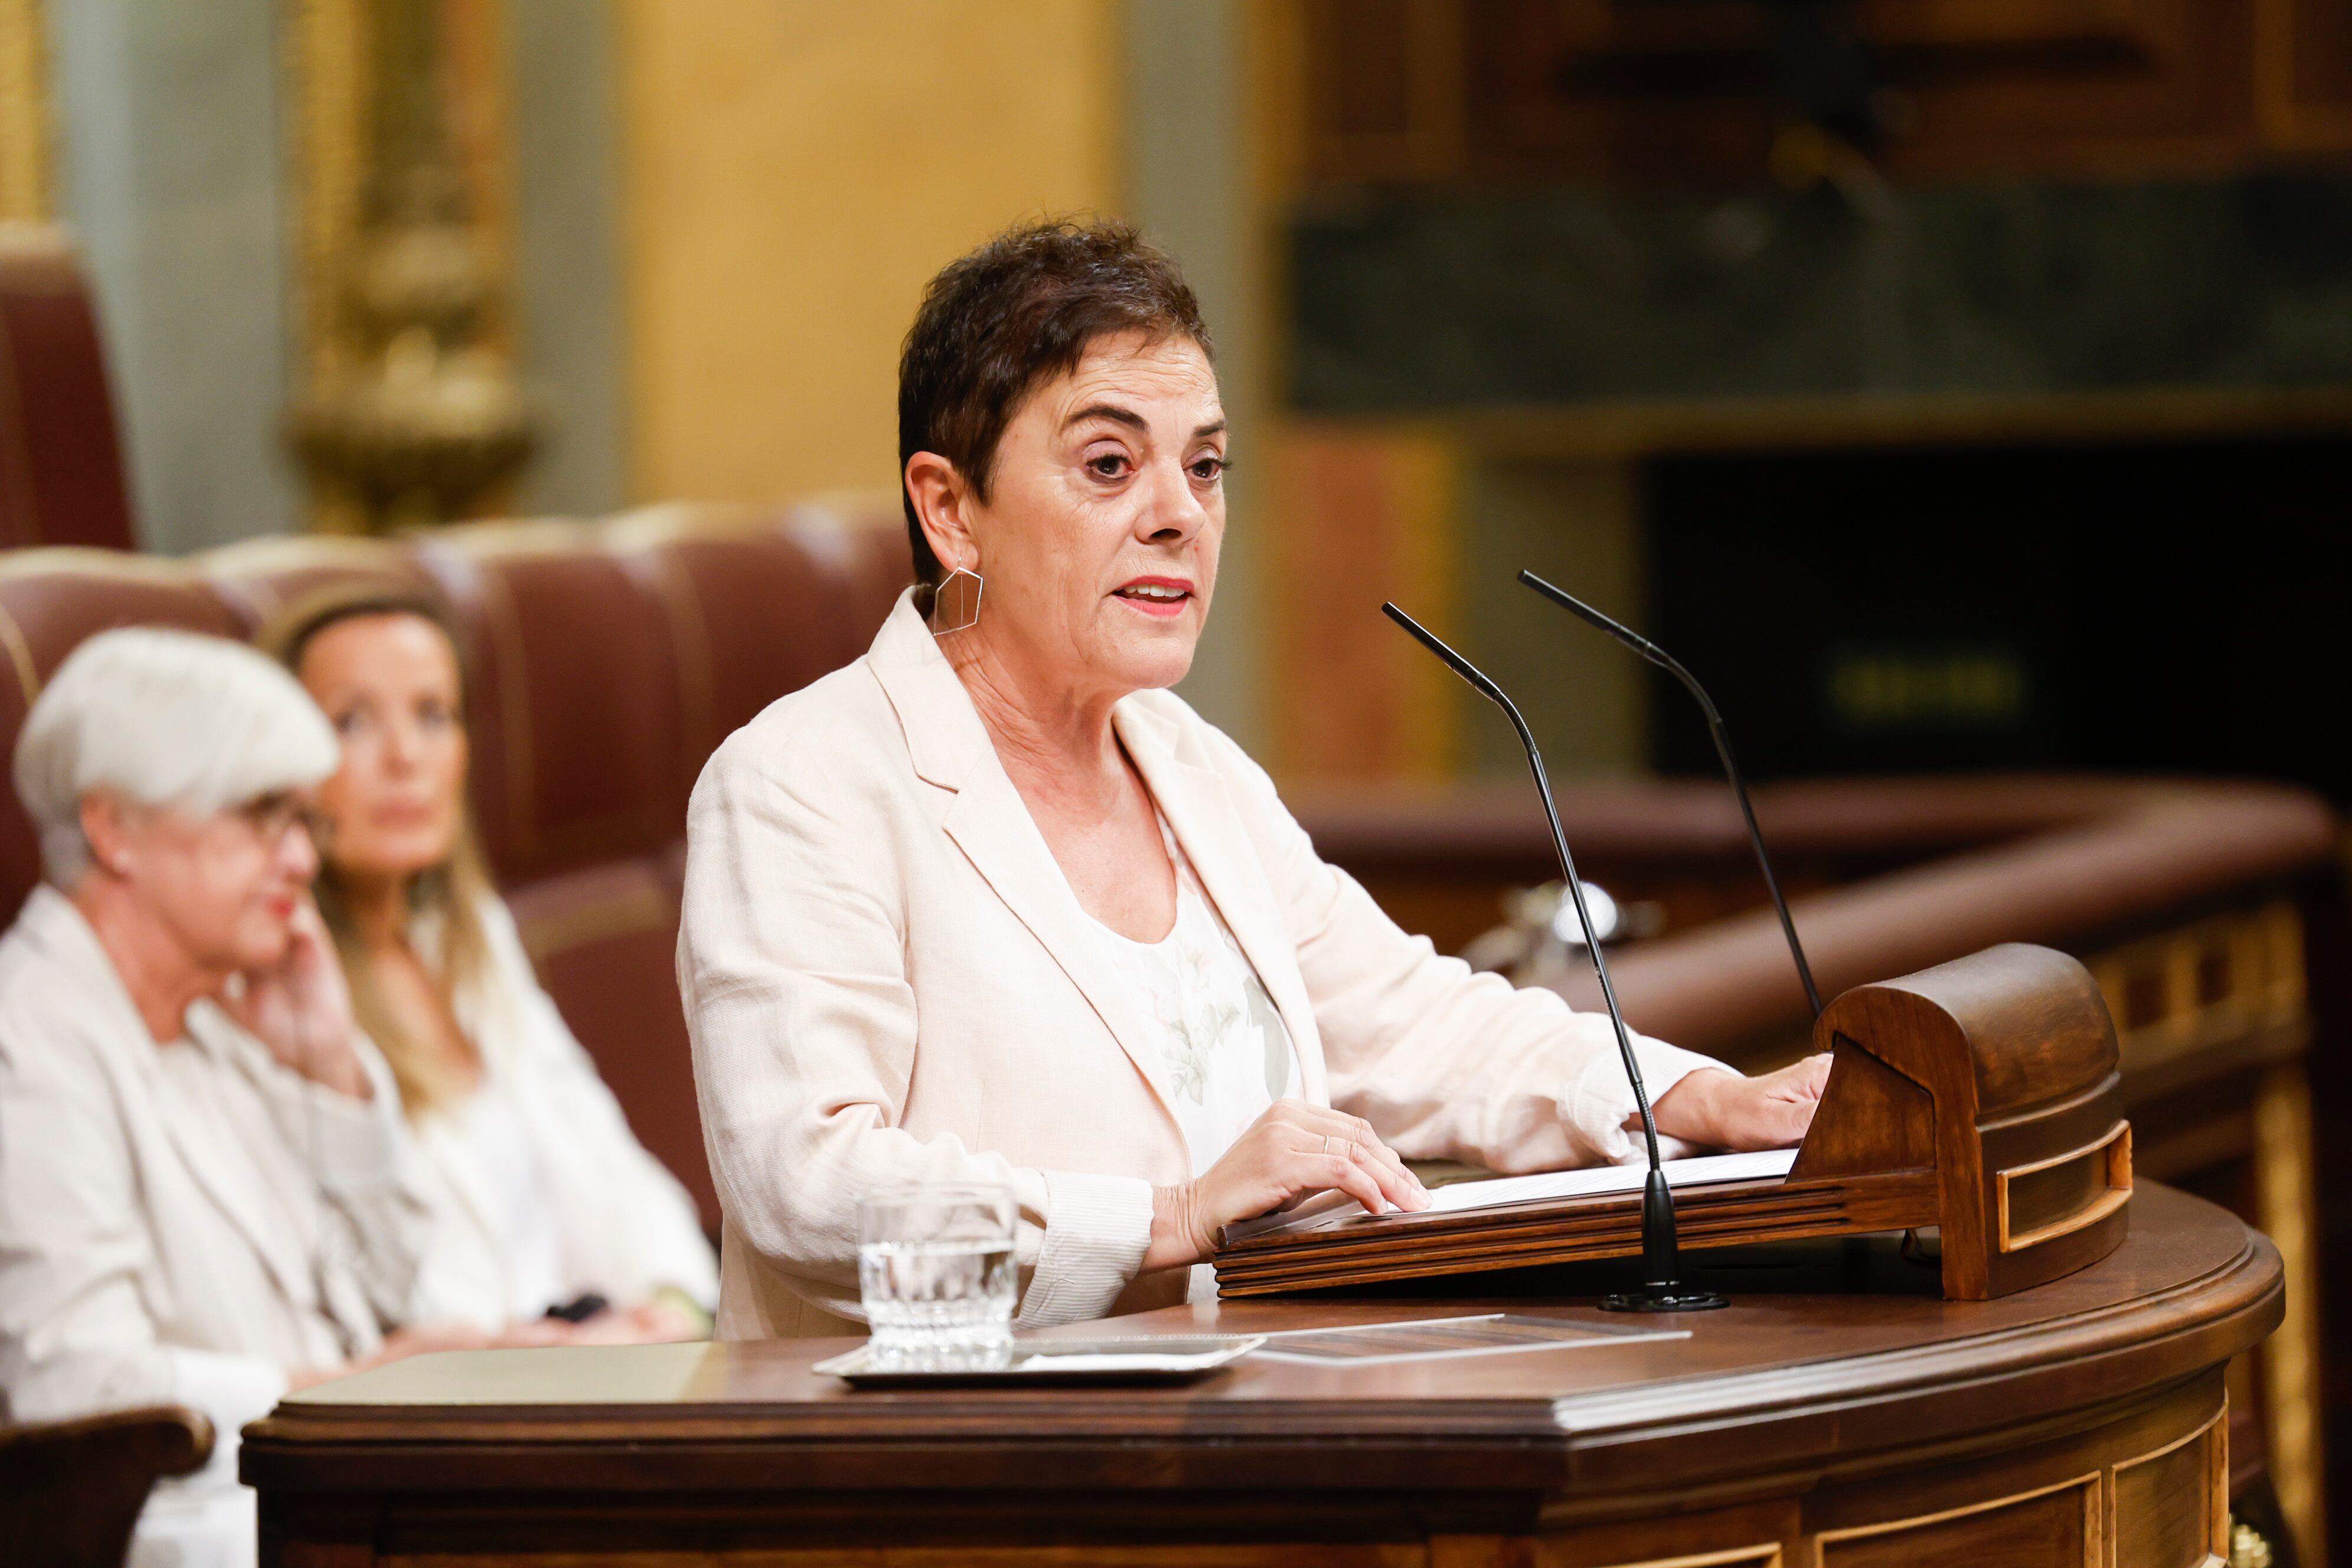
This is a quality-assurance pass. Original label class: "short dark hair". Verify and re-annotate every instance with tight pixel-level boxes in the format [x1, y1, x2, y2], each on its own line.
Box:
[897, 218, 1211, 589]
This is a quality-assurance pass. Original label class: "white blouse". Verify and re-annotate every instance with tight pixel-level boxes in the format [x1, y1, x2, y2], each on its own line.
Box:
[1087, 818, 1309, 1305]
[403, 893, 719, 1330]
[1087, 818, 1301, 1175]
[424, 1072, 569, 1323]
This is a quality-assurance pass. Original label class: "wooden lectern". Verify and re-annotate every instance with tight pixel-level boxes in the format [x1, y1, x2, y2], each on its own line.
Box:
[1216, 942, 2134, 1302]
[246, 1187, 2272, 1568]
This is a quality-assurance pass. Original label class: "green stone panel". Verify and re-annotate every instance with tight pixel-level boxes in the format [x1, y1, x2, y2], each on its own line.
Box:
[1291, 177, 2352, 411]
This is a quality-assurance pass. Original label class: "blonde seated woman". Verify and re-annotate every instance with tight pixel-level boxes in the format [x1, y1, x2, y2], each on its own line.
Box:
[269, 590, 717, 1340]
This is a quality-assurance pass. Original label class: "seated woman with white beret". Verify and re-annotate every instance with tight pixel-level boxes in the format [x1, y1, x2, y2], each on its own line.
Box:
[0, 628, 507, 1568]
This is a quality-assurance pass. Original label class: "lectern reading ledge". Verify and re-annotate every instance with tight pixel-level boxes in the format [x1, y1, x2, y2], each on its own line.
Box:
[1214, 940, 2134, 1302]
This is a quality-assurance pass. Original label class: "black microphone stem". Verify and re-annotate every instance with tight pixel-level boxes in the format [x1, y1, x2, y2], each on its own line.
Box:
[1383, 603, 1724, 1311]
[1517, 570, 1825, 1021]
[1380, 603, 1661, 1170]
[1514, 735, 1665, 1169]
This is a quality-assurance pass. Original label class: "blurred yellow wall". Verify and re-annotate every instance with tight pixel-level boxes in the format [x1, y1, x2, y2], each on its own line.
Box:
[618, 0, 1122, 505]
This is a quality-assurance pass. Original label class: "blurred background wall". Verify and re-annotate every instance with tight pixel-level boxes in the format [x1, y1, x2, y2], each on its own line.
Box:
[617, 0, 1120, 507]
[1261, 0, 2352, 808]
[42, 0, 302, 555]
[21, 0, 2352, 805]
[11, 0, 1283, 746]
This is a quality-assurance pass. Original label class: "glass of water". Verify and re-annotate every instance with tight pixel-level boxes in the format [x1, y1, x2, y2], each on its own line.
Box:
[857, 1182, 1017, 1364]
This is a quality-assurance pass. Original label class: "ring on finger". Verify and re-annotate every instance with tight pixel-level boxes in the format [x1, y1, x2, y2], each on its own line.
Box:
[1321, 1133, 1344, 1157]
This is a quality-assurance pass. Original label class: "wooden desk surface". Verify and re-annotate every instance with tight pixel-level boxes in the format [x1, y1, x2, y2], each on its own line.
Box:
[247, 1185, 2277, 1528]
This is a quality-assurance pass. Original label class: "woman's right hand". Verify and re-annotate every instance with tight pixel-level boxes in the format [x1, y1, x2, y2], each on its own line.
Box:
[1145, 1100, 1429, 1271]
[224, 900, 371, 1100]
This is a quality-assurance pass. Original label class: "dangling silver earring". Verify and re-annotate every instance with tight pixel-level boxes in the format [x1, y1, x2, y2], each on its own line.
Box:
[929, 566, 983, 635]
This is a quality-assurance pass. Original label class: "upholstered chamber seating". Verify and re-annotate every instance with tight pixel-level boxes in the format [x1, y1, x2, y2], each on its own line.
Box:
[0, 504, 912, 1223]
[0, 226, 138, 553]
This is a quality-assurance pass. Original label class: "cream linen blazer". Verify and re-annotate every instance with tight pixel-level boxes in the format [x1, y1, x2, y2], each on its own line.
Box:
[0, 885, 426, 1566]
[679, 594, 1723, 1339]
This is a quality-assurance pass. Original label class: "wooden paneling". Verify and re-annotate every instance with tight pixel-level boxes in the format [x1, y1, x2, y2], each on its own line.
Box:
[1297, 0, 2352, 187]
[1515, 1500, 1798, 1566]
[1998, 1121, 2132, 1253]
[1815, 1475, 2098, 1568]
[2109, 1409, 2229, 1567]
[378, 1550, 1429, 1567]
[248, 1185, 2275, 1568]
[1574, 1549, 1779, 1568]
[1267, 424, 1462, 783]
[1301, 0, 1465, 182]
[2251, 1064, 2325, 1562]
[2260, 0, 2352, 149]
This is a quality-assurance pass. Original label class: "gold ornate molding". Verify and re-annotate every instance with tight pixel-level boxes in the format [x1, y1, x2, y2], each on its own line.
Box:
[0, 0, 52, 223]
[2253, 1063, 2325, 1566]
[2088, 903, 2307, 1076]
[283, 0, 531, 532]
[2085, 903, 2322, 1564]
[286, 0, 371, 420]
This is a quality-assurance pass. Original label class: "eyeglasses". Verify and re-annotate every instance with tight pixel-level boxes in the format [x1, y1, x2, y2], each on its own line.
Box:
[231, 793, 337, 853]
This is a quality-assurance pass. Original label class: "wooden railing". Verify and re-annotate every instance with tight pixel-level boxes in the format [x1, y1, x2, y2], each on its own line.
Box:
[1296, 772, 2340, 1562]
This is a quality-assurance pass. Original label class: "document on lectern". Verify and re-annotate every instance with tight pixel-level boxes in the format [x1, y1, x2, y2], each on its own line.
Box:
[1226, 1147, 1800, 1244]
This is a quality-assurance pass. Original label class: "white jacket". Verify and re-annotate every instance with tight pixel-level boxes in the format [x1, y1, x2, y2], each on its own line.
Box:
[0, 885, 424, 1567]
[679, 593, 1725, 1339]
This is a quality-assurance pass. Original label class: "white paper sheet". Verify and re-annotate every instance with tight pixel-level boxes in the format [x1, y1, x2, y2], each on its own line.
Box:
[1224, 1146, 1799, 1244]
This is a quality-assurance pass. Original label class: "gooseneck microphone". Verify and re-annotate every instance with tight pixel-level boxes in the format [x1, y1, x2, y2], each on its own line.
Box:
[1383, 603, 1727, 1313]
[1517, 570, 1824, 1021]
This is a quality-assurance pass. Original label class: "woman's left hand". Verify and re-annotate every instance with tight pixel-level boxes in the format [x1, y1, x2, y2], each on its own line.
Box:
[1648, 1054, 1832, 1152]
[221, 901, 373, 1099]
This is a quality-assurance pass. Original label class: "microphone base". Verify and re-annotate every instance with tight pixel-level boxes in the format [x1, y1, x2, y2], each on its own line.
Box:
[1600, 1286, 1730, 1314]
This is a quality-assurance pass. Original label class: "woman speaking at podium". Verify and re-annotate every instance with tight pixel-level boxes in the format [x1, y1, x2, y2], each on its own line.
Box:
[678, 221, 1828, 1338]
